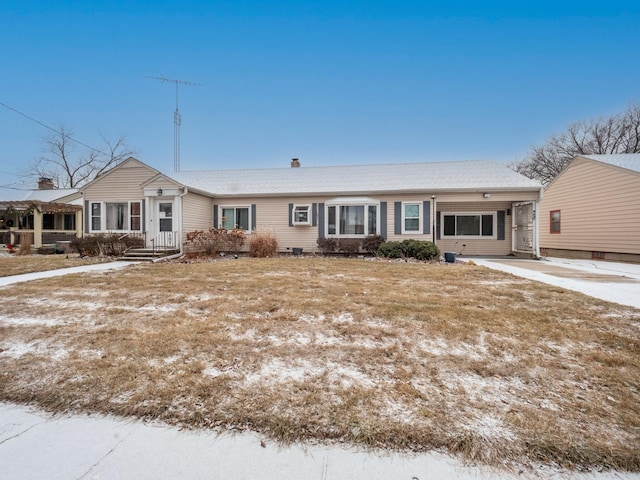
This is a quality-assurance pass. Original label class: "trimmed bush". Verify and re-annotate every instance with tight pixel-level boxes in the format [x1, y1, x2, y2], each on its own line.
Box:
[249, 231, 278, 257]
[377, 240, 439, 261]
[337, 238, 361, 256]
[317, 237, 337, 254]
[184, 228, 246, 256]
[361, 235, 385, 254]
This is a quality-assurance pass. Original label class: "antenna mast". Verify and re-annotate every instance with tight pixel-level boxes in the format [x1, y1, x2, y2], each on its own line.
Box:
[147, 75, 203, 172]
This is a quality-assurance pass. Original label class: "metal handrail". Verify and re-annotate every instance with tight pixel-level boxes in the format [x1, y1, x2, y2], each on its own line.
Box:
[149, 231, 178, 255]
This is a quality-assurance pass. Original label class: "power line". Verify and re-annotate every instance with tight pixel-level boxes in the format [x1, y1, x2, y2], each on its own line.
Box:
[0, 101, 108, 155]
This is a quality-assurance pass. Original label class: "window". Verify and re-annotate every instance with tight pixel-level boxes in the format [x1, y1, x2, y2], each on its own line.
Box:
[130, 202, 141, 231]
[43, 214, 55, 230]
[292, 205, 311, 225]
[442, 212, 495, 238]
[64, 214, 76, 231]
[402, 202, 421, 233]
[221, 206, 250, 231]
[550, 210, 561, 234]
[326, 201, 379, 236]
[90, 201, 142, 231]
[91, 203, 101, 231]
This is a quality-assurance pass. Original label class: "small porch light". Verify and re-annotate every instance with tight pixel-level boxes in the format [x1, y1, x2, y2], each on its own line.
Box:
[157, 188, 163, 196]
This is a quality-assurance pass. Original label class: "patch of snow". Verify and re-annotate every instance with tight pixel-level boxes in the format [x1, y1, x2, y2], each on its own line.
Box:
[0, 315, 66, 327]
[332, 312, 354, 324]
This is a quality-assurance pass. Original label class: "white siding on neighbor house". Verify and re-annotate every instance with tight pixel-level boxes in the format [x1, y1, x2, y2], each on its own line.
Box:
[539, 159, 640, 255]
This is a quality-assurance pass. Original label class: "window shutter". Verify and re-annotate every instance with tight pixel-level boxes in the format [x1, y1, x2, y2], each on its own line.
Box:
[436, 211, 441, 240]
[312, 203, 318, 227]
[394, 202, 402, 235]
[213, 204, 218, 228]
[84, 201, 90, 233]
[251, 204, 257, 231]
[423, 200, 430, 235]
[497, 210, 506, 240]
[288, 203, 294, 227]
[380, 202, 387, 239]
[318, 203, 325, 238]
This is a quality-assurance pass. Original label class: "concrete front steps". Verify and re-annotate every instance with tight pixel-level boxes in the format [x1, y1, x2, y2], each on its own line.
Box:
[120, 248, 180, 262]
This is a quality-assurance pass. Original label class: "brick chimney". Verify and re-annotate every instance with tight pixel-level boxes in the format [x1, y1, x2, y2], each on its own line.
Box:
[38, 177, 54, 189]
[291, 158, 300, 168]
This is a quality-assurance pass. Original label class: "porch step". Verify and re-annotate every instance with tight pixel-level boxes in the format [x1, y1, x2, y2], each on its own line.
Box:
[119, 248, 180, 262]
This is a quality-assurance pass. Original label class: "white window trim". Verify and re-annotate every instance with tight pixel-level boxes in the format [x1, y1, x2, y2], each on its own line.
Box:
[325, 199, 380, 237]
[441, 211, 497, 239]
[292, 204, 311, 226]
[218, 205, 252, 232]
[89, 201, 142, 232]
[401, 201, 422, 235]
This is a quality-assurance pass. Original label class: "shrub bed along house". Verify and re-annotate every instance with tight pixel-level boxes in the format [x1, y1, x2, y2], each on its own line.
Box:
[183, 228, 246, 257]
[377, 239, 439, 261]
[70, 233, 145, 257]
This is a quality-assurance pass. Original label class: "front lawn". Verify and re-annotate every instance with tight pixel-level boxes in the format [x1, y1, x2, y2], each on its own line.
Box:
[0, 258, 638, 472]
[0, 254, 106, 277]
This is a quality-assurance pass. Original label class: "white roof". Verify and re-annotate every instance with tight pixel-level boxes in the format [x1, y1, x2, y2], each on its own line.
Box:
[581, 154, 640, 173]
[173, 160, 541, 197]
[0, 187, 78, 202]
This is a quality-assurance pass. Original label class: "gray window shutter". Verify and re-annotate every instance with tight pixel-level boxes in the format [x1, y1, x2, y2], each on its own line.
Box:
[436, 211, 441, 240]
[312, 203, 318, 227]
[288, 203, 294, 227]
[213, 204, 218, 228]
[423, 200, 430, 235]
[84, 200, 90, 233]
[497, 210, 506, 240]
[318, 203, 325, 238]
[380, 202, 387, 239]
[251, 204, 257, 231]
[394, 202, 402, 235]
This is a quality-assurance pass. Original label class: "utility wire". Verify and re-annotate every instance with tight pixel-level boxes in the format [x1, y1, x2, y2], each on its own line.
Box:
[0, 101, 108, 156]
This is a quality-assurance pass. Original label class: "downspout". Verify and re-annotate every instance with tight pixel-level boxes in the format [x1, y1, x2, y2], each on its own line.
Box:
[176, 186, 188, 256]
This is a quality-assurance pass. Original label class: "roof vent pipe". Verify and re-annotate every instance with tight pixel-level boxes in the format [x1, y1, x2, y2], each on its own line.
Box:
[291, 158, 300, 168]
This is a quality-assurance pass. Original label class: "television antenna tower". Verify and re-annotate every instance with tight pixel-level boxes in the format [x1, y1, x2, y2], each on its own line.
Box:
[147, 75, 203, 172]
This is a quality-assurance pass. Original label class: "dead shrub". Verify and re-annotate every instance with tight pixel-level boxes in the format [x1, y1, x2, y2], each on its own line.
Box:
[249, 231, 278, 257]
[337, 238, 361, 256]
[184, 228, 246, 256]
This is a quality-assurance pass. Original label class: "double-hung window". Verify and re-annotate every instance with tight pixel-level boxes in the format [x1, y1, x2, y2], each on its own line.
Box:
[442, 212, 495, 238]
[326, 200, 379, 236]
[402, 202, 422, 234]
[90, 201, 142, 232]
[221, 206, 250, 231]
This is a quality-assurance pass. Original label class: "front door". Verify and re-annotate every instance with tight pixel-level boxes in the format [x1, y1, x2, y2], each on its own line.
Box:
[155, 200, 174, 248]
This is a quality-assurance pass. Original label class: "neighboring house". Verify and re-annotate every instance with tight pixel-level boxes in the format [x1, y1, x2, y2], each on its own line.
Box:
[0, 178, 83, 249]
[80, 157, 543, 257]
[539, 153, 640, 262]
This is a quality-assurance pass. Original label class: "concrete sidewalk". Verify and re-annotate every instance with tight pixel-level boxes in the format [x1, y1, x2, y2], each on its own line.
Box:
[470, 256, 640, 309]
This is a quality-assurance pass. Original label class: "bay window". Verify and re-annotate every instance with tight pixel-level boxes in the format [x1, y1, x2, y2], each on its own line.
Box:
[326, 200, 379, 236]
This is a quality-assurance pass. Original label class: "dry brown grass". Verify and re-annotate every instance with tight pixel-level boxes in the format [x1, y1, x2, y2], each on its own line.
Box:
[0, 254, 106, 277]
[0, 257, 638, 473]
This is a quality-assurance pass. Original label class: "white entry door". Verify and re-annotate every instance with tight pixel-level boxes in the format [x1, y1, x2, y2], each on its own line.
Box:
[154, 200, 175, 248]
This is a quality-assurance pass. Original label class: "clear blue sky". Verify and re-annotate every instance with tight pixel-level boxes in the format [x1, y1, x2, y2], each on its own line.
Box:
[1, 1, 639, 194]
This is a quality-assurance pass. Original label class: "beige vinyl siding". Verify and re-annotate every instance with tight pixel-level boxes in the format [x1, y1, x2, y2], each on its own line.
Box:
[83, 160, 157, 201]
[229, 195, 520, 255]
[436, 201, 514, 256]
[182, 192, 213, 236]
[539, 159, 640, 255]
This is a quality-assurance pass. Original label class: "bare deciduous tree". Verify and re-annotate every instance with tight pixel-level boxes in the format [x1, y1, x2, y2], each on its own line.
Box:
[28, 125, 135, 188]
[511, 102, 640, 184]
